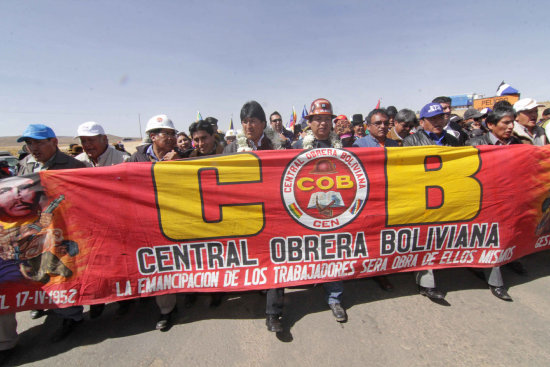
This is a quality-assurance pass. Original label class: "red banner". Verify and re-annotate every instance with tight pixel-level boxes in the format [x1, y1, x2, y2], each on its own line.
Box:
[1, 145, 550, 313]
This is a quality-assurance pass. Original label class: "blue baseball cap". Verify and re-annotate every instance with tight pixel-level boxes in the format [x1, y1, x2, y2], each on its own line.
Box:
[17, 124, 56, 142]
[419, 103, 445, 119]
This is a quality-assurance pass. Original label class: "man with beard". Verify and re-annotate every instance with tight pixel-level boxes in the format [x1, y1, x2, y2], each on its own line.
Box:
[0, 172, 82, 359]
[292, 98, 348, 323]
[269, 111, 294, 148]
[333, 114, 354, 147]
[0, 176, 45, 361]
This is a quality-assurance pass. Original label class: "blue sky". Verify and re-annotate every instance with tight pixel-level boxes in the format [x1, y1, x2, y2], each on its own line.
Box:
[1, 0, 549, 138]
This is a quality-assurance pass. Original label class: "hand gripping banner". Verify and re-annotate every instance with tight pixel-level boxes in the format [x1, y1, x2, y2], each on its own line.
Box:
[1, 145, 550, 313]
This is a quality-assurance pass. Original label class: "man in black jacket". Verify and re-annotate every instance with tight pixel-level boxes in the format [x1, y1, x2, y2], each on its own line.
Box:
[222, 101, 286, 333]
[466, 107, 520, 301]
[403, 103, 460, 301]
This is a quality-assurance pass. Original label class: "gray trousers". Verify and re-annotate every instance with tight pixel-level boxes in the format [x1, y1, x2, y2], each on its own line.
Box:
[0, 313, 17, 351]
[155, 294, 176, 315]
[484, 266, 504, 287]
[416, 267, 503, 288]
[416, 270, 435, 288]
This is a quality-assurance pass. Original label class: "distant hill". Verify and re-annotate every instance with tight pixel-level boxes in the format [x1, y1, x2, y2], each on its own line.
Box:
[0, 135, 141, 155]
[0, 135, 138, 146]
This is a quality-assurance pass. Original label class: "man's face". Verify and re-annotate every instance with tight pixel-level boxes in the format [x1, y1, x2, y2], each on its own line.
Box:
[79, 135, 108, 161]
[192, 130, 216, 155]
[353, 124, 366, 137]
[394, 120, 413, 138]
[421, 114, 446, 135]
[334, 119, 351, 136]
[308, 115, 332, 140]
[388, 116, 395, 129]
[367, 113, 390, 141]
[270, 114, 283, 132]
[516, 107, 539, 130]
[489, 115, 515, 141]
[242, 117, 266, 143]
[0, 177, 38, 219]
[25, 138, 58, 164]
[440, 102, 451, 122]
[151, 129, 177, 151]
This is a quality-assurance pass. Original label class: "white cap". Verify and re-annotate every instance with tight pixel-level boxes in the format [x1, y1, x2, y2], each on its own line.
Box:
[76, 121, 106, 137]
[145, 114, 176, 133]
[225, 129, 236, 137]
[513, 98, 544, 113]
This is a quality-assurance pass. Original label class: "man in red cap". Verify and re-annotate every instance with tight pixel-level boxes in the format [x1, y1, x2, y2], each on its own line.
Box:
[333, 115, 354, 147]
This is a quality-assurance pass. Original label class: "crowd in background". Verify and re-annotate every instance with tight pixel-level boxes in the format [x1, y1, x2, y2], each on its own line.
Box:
[0, 94, 548, 363]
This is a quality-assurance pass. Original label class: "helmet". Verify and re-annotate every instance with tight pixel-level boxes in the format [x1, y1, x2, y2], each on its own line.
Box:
[306, 98, 336, 118]
[145, 114, 176, 133]
[225, 129, 236, 138]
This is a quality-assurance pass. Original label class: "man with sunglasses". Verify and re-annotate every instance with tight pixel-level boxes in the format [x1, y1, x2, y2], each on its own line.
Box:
[353, 109, 399, 148]
[269, 111, 294, 148]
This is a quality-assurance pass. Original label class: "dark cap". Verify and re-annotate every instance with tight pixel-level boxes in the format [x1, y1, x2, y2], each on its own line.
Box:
[463, 108, 483, 120]
[204, 117, 218, 126]
[351, 114, 364, 125]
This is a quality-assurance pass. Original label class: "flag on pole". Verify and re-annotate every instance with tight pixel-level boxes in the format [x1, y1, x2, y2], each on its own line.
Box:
[496, 81, 519, 96]
[288, 106, 297, 131]
[299, 105, 308, 128]
[375, 99, 381, 109]
[196, 111, 203, 121]
[229, 116, 234, 130]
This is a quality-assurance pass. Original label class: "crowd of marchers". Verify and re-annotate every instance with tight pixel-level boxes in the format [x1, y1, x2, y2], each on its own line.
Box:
[0, 95, 548, 363]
